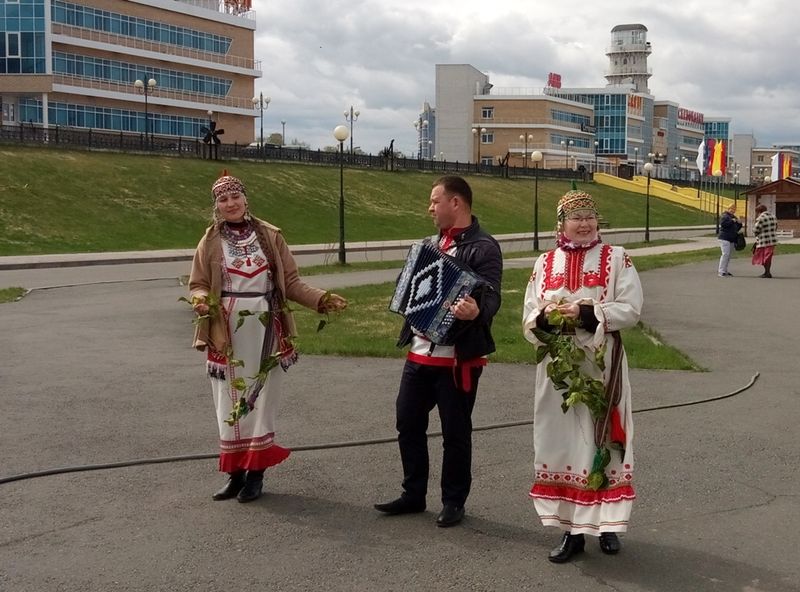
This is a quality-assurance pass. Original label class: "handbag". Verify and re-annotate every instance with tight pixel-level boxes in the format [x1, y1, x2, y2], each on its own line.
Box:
[734, 233, 746, 251]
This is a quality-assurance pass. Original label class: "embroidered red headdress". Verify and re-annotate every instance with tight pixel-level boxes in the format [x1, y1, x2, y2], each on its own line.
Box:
[557, 190, 598, 221]
[211, 169, 246, 201]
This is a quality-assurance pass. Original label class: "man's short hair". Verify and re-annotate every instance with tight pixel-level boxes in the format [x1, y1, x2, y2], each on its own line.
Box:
[433, 175, 472, 209]
[755, 204, 767, 214]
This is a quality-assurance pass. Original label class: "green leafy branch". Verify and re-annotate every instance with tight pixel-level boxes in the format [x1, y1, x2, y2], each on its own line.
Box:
[177, 293, 221, 326]
[532, 303, 613, 490]
[222, 349, 290, 426]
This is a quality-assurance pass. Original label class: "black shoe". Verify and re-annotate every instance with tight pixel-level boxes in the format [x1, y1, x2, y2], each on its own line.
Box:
[548, 533, 585, 563]
[436, 504, 465, 527]
[374, 497, 426, 515]
[599, 532, 621, 555]
[211, 471, 245, 501]
[236, 472, 263, 503]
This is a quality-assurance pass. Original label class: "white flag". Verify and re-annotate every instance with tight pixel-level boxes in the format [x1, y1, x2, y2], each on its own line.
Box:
[695, 140, 705, 175]
[770, 153, 779, 181]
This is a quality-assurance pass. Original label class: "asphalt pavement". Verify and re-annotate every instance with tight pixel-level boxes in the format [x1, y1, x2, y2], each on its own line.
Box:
[1, 239, 799, 592]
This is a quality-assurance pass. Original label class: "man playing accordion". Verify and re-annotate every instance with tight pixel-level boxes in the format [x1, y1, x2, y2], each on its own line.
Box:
[374, 175, 503, 528]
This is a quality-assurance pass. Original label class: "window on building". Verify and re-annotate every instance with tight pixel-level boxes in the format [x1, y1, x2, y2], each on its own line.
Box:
[776, 202, 800, 219]
[7, 33, 20, 57]
[481, 106, 494, 119]
[757, 155, 764, 162]
[481, 132, 494, 144]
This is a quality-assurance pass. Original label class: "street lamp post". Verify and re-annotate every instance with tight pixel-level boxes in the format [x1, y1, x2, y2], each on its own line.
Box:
[472, 127, 486, 168]
[344, 106, 360, 155]
[561, 139, 574, 169]
[644, 162, 653, 242]
[594, 140, 599, 174]
[251, 93, 270, 156]
[633, 147, 639, 174]
[280, 120, 286, 146]
[134, 77, 157, 148]
[333, 125, 350, 265]
[532, 150, 543, 251]
[682, 157, 688, 181]
[713, 169, 723, 233]
[519, 133, 533, 169]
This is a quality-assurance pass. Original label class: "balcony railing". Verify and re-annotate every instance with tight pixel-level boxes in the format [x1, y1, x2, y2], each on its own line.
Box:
[605, 67, 653, 77]
[52, 24, 260, 71]
[605, 43, 652, 54]
[53, 74, 256, 110]
[473, 118, 591, 131]
[176, 0, 256, 19]
[507, 142, 595, 155]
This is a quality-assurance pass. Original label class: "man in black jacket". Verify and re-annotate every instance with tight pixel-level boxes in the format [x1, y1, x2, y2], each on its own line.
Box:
[375, 175, 502, 527]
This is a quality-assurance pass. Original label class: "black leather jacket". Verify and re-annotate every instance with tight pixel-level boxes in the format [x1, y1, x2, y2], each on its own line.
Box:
[396, 216, 503, 361]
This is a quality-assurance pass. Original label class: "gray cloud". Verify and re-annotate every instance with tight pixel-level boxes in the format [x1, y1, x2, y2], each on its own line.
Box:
[252, 0, 800, 154]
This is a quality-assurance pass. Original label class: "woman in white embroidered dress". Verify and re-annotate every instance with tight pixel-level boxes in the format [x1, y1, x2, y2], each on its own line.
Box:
[522, 189, 643, 563]
[189, 172, 347, 503]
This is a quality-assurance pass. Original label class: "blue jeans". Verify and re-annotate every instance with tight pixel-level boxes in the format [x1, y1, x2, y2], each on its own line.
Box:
[718, 239, 733, 275]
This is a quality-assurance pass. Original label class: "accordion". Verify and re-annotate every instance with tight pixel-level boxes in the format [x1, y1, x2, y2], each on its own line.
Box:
[389, 240, 485, 345]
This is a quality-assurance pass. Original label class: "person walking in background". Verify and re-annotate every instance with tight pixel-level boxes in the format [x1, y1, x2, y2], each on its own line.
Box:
[374, 175, 502, 528]
[522, 189, 643, 563]
[717, 204, 742, 277]
[751, 204, 778, 278]
[189, 171, 347, 503]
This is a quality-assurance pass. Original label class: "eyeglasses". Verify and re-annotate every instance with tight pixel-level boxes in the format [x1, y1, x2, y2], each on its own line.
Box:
[565, 215, 597, 222]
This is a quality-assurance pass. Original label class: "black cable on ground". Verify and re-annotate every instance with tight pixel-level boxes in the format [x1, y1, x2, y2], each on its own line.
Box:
[0, 373, 759, 486]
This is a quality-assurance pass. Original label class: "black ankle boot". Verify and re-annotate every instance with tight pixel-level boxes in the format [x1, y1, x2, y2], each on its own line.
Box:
[237, 470, 264, 503]
[212, 471, 246, 501]
[599, 532, 621, 554]
[548, 532, 585, 563]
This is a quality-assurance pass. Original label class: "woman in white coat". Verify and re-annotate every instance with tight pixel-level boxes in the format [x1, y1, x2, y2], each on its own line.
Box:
[522, 189, 643, 563]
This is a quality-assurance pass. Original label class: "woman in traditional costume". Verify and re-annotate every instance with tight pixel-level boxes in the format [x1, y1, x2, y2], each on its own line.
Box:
[189, 172, 347, 503]
[522, 189, 643, 562]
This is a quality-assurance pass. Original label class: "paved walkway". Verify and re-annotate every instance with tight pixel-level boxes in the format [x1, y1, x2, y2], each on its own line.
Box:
[8, 235, 795, 291]
[1, 239, 799, 591]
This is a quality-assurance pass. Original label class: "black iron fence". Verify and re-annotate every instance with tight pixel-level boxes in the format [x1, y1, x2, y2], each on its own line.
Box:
[0, 123, 587, 181]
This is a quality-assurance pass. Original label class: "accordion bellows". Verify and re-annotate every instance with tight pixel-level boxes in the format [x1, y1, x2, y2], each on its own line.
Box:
[390, 241, 484, 345]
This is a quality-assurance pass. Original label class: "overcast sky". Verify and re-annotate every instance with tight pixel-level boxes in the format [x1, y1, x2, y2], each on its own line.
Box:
[252, 0, 800, 155]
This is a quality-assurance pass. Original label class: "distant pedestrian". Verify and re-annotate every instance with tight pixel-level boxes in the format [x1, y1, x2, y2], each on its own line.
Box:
[751, 204, 778, 278]
[522, 189, 643, 563]
[188, 171, 347, 503]
[717, 204, 742, 277]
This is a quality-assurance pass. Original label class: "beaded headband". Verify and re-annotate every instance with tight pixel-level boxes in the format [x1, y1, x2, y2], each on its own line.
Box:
[557, 190, 598, 221]
[212, 170, 246, 202]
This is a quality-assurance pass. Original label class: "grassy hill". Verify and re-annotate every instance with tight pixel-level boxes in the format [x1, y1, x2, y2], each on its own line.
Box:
[0, 146, 713, 256]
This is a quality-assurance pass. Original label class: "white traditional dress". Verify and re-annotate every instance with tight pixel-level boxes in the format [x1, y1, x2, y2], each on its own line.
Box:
[522, 241, 643, 535]
[207, 226, 291, 473]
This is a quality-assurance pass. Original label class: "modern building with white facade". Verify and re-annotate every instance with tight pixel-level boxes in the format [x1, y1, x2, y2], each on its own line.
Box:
[0, 0, 260, 144]
[434, 63, 490, 164]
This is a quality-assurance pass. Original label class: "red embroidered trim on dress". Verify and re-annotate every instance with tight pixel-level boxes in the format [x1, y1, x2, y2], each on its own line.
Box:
[530, 482, 636, 506]
[219, 433, 291, 471]
[226, 264, 269, 278]
[536, 515, 629, 532]
[542, 245, 614, 295]
[219, 445, 290, 472]
[597, 244, 612, 301]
